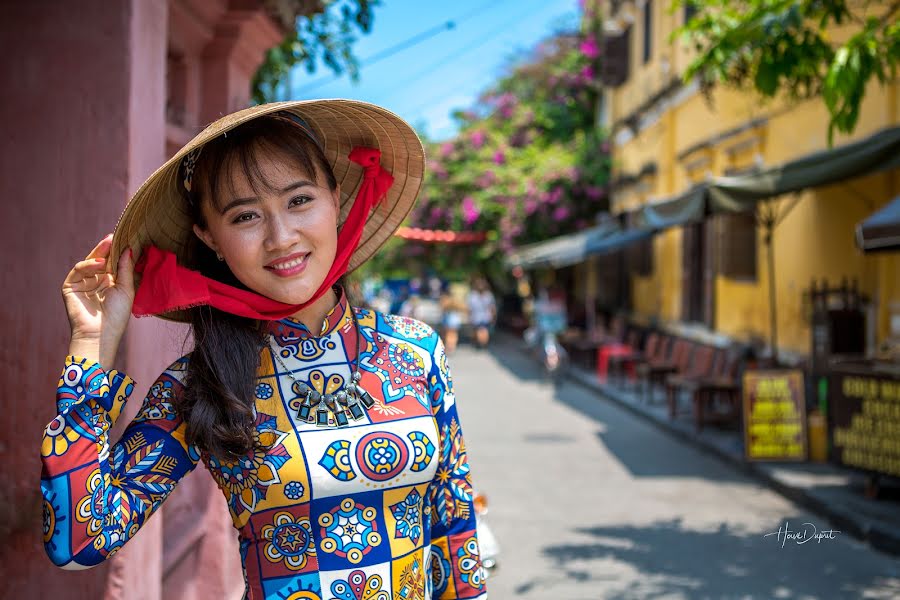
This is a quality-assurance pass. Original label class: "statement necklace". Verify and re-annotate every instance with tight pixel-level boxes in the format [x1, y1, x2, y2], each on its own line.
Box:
[268, 306, 376, 428]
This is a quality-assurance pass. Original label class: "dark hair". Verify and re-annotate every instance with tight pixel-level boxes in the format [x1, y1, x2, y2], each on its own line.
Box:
[179, 116, 339, 460]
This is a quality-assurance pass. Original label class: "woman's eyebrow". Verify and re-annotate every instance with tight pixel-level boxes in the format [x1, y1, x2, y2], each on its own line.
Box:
[220, 180, 317, 213]
[280, 179, 317, 193]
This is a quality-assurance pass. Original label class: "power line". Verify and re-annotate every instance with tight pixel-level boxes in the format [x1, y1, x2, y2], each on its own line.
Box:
[386, 0, 544, 95]
[293, 1, 503, 96]
[399, 0, 555, 120]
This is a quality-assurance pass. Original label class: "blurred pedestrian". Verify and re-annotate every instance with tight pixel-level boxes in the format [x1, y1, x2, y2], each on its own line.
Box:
[467, 277, 496, 349]
[440, 287, 465, 353]
[43, 100, 487, 599]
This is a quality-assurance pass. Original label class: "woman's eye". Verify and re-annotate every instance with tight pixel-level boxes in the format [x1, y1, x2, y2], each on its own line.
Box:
[232, 213, 256, 224]
[290, 195, 313, 207]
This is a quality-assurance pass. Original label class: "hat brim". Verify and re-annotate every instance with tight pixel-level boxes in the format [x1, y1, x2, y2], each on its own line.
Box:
[110, 99, 425, 323]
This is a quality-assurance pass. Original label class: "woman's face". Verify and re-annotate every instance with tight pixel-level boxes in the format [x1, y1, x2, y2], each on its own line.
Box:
[192, 148, 341, 305]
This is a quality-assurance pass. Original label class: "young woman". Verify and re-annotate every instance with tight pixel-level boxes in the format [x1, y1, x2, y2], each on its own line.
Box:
[43, 101, 487, 600]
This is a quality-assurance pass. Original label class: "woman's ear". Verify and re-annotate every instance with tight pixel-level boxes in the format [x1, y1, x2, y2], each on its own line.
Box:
[192, 223, 220, 255]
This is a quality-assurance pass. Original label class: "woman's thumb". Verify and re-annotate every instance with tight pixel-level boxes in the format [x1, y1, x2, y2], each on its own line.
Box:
[117, 247, 136, 293]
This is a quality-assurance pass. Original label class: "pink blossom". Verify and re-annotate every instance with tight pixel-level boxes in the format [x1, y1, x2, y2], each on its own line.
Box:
[580, 37, 600, 59]
[470, 129, 486, 149]
[440, 142, 454, 158]
[492, 151, 506, 165]
[524, 199, 538, 215]
[552, 206, 570, 221]
[548, 187, 564, 204]
[601, 141, 610, 153]
[580, 65, 595, 81]
[462, 196, 480, 226]
[586, 186, 605, 200]
[477, 170, 497, 188]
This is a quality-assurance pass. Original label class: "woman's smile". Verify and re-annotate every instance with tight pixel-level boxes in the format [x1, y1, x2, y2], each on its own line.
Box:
[265, 251, 311, 277]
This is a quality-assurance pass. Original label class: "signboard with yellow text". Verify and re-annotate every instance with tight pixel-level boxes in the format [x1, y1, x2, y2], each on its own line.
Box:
[743, 370, 807, 461]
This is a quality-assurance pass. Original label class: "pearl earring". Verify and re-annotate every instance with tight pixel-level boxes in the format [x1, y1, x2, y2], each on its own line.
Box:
[216, 252, 224, 261]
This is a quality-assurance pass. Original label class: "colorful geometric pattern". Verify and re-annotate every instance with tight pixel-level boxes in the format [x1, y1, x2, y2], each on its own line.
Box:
[40, 288, 485, 598]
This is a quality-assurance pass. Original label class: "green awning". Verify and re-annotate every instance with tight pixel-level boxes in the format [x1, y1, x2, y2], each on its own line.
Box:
[507, 222, 655, 269]
[633, 185, 707, 229]
[857, 194, 900, 252]
[506, 222, 618, 269]
[708, 126, 900, 213]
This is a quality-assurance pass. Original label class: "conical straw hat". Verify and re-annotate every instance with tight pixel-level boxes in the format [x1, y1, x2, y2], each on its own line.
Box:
[110, 99, 425, 323]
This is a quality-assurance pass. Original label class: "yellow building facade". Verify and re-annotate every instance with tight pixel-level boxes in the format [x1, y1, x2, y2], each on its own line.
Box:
[601, 0, 900, 357]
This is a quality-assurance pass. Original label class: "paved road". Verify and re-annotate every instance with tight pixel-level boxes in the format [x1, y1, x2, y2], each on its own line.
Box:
[449, 336, 900, 600]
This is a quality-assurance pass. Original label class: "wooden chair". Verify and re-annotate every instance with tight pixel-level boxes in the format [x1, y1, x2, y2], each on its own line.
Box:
[691, 347, 745, 432]
[638, 338, 693, 403]
[664, 345, 717, 419]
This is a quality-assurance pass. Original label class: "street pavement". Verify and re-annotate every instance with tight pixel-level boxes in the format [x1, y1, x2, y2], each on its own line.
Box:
[449, 335, 900, 600]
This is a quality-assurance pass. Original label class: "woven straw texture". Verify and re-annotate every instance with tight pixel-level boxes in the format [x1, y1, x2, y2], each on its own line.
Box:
[110, 99, 425, 323]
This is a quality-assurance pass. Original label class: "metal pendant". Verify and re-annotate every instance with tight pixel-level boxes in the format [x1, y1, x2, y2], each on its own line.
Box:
[347, 396, 366, 420]
[296, 392, 314, 422]
[352, 383, 376, 409]
[315, 400, 330, 427]
[323, 393, 348, 427]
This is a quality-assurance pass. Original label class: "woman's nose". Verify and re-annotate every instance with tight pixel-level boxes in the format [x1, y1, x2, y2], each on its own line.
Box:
[264, 213, 301, 251]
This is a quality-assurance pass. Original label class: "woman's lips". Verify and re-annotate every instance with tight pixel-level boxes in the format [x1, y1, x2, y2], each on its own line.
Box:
[265, 253, 310, 277]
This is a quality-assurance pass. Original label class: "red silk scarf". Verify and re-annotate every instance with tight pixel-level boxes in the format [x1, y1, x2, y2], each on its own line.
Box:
[132, 146, 393, 320]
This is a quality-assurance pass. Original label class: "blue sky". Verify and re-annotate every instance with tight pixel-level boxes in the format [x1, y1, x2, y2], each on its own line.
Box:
[287, 0, 580, 140]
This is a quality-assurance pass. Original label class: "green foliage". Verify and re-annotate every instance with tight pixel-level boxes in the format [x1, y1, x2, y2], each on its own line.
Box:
[674, 0, 900, 144]
[252, 0, 380, 104]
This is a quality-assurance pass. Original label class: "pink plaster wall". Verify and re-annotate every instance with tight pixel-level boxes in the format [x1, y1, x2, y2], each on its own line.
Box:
[1, 1, 135, 597]
[2, 1, 289, 598]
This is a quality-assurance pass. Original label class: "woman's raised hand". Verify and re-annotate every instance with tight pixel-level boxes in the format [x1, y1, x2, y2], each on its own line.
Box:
[62, 234, 136, 367]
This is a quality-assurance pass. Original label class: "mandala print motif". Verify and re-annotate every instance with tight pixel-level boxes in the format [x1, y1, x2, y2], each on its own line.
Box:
[42, 490, 66, 552]
[271, 325, 335, 361]
[42, 406, 93, 457]
[134, 378, 179, 422]
[356, 432, 409, 482]
[368, 333, 428, 406]
[389, 488, 422, 544]
[206, 412, 291, 519]
[284, 481, 305, 500]
[75, 468, 107, 539]
[397, 555, 426, 600]
[318, 498, 382, 565]
[383, 314, 433, 340]
[256, 382, 274, 400]
[319, 440, 356, 482]
[407, 431, 436, 472]
[431, 418, 473, 528]
[329, 569, 388, 600]
[261, 511, 317, 571]
[58, 360, 109, 411]
[456, 536, 485, 590]
[427, 546, 451, 598]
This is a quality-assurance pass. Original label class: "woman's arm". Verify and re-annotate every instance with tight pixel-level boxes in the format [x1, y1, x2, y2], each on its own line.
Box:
[425, 334, 487, 599]
[41, 355, 200, 569]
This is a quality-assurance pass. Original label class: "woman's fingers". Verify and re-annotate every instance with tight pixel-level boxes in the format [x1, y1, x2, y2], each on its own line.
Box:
[63, 258, 108, 288]
[85, 233, 114, 260]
